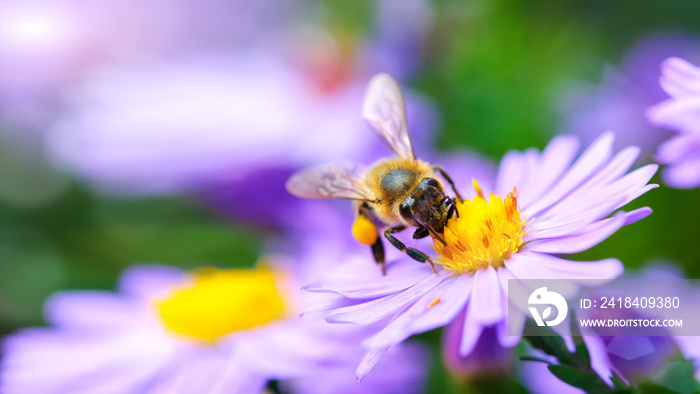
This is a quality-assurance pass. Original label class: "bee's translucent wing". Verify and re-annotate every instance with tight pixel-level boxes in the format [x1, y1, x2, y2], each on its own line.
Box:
[362, 73, 416, 160]
[286, 162, 377, 202]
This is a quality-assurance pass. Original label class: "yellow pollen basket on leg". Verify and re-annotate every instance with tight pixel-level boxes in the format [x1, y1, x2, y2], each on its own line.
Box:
[353, 214, 379, 245]
[156, 268, 286, 344]
[433, 179, 527, 275]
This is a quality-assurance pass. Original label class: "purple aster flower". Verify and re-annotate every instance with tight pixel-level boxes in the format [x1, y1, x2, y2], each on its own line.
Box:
[304, 132, 657, 380]
[647, 57, 700, 188]
[1, 263, 428, 393]
[558, 33, 700, 158]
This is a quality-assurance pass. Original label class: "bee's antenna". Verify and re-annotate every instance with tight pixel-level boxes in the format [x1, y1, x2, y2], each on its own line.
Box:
[428, 226, 446, 245]
[433, 166, 463, 202]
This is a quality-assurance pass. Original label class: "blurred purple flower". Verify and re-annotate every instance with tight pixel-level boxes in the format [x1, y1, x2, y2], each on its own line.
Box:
[285, 342, 429, 394]
[647, 57, 700, 188]
[521, 265, 692, 392]
[47, 52, 437, 226]
[0, 0, 290, 132]
[38, 0, 437, 227]
[443, 315, 513, 379]
[558, 34, 700, 158]
[304, 132, 656, 380]
[1, 263, 428, 393]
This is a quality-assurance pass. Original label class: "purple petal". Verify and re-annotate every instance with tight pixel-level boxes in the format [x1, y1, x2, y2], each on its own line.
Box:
[528, 194, 625, 239]
[118, 265, 185, 300]
[663, 157, 700, 189]
[527, 212, 628, 254]
[210, 372, 267, 394]
[515, 148, 542, 198]
[647, 96, 700, 132]
[524, 132, 614, 217]
[362, 275, 472, 349]
[579, 145, 641, 191]
[2, 328, 175, 393]
[609, 164, 658, 208]
[538, 158, 658, 227]
[408, 274, 473, 333]
[519, 135, 580, 207]
[301, 295, 362, 315]
[530, 164, 657, 239]
[496, 312, 523, 348]
[303, 263, 431, 299]
[459, 303, 485, 356]
[44, 291, 142, 329]
[150, 351, 266, 394]
[325, 271, 449, 324]
[584, 335, 615, 386]
[655, 134, 700, 164]
[494, 150, 528, 197]
[623, 207, 653, 224]
[506, 251, 623, 283]
[467, 267, 503, 325]
[231, 320, 353, 379]
[356, 346, 390, 382]
[496, 268, 525, 346]
[538, 161, 657, 224]
[658, 57, 700, 98]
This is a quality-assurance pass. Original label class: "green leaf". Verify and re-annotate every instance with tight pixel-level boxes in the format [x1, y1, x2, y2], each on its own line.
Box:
[547, 365, 615, 394]
[610, 371, 631, 391]
[519, 355, 553, 365]
[648, 359, 700, 394]
[523, 319, 577, 366]
[637, 382, 678, 394]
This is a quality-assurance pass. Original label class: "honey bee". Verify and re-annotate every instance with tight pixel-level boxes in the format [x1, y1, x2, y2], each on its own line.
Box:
[286, 74, 462, 274]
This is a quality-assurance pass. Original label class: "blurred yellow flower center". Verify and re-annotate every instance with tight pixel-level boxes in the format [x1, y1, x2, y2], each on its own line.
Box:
[157, 268, 286, 344]
[434, 180, 527, 274]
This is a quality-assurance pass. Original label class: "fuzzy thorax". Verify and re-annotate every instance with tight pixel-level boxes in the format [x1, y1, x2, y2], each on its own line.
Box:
[433, 180, 527, 274]
[157, 268, 286, 344]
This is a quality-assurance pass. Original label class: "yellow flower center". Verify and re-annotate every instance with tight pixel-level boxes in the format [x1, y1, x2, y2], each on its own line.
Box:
[156, 268, 287, 344]
[434, 180, 527, 274]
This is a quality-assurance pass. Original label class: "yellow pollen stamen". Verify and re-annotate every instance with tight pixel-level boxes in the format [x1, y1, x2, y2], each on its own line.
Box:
[433, 180, 527, 275]
[156, 268, 287, 344]
[428, 298, 440, 308]
[472, 178, 484, 199]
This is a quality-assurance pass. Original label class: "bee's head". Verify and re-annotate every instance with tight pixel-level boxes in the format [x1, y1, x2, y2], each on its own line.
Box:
[399, 177, 449, 231]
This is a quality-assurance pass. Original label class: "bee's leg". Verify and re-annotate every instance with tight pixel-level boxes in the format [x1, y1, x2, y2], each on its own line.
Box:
[433, 165, 463, 201]
[446, 197, 460, 219]
[371, 238, 386, 275]
[412, 227, 430, 240]
[358, 203, 387, 275]
[384, 226, 437, 273]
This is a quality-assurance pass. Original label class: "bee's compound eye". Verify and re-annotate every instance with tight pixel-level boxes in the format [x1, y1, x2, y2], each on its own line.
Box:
[399, 198, 414, 221]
